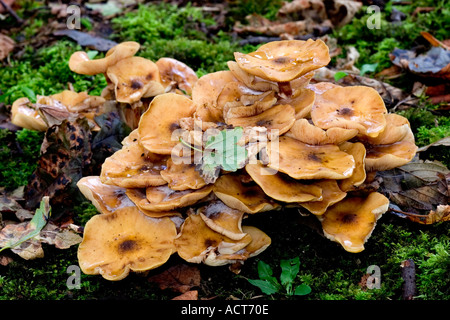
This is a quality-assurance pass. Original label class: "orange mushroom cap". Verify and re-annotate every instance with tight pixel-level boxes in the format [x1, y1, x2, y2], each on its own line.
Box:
[318, 192, 389, 253]
[156, 57, 198, 96]
[234, 39, 331, 82]
[77, 206, 177, 280]
[299, 179, 347, 215]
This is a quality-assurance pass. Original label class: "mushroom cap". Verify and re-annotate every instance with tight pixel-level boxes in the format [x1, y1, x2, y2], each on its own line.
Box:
[216, 81, 267, 111]
[234, 39, 331, 82]
[223, 90, 277, 122]
[227, 61, 279, 92]
[285, 118, 358, 145]
[77, 176, 135, 214]
[10, 97, 47, 131]
[213, 173, 279, 214]
[311, 86, 387, 138]
[245, 161, 323, 202]
[106, 56, 164, 104]
[364, 140, 418, 172]
[226, 104, 295, 140]
[362, 113, 413, 145]
[318, 192, 389, 253]
[277, 88, 316, 119]
[138, 93, 196, 154]
[299, 180, 347, 215]
[175, 213, 252, 264]
[100, 141, 168, 188]
[50, 90, 106, 113]
[266, 136, 355, 180]
[198, 200, 247, 240]
[338, 142, 367, 192]
[125, 185, 212, 212]
[156, 57, 198, 95]
[160, 158, 207, 191]
[69, 41, 140, 75]
[77, 206, 177, 280]
[204, 225, 272, 265]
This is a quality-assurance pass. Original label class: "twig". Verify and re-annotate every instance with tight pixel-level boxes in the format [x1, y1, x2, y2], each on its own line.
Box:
[400, 259, 417, 300]
[0, 0, 24, 24]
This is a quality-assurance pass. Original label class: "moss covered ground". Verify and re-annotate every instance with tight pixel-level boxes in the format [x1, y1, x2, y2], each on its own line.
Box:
[0, 0, 448, 303]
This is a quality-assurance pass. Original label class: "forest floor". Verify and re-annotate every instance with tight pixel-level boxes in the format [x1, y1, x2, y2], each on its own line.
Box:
[0, 0, 448, 307]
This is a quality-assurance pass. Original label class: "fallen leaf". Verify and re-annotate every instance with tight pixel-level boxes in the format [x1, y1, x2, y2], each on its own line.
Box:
[24, 118, 93, 211]
[53, 30, 118, 52]
[390, 204, 450, 224]
[172, 290, 198, 300]
[417, 136, 450, 153]
[148, 264, 201, 293]
[0, 34, 15, 61]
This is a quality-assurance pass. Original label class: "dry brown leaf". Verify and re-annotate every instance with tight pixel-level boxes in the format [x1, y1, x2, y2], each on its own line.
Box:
[148, 264, 201, 293]
[0, 34, 15, 61]
[172, 290, 198, 300]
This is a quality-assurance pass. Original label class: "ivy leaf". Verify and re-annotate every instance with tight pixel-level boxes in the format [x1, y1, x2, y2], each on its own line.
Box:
[247, 279, 280, 295]
[196, 127, 248, 184]
[0, 196, 51, 257]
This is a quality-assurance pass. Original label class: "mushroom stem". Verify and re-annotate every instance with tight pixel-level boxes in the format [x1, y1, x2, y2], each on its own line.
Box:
[278, 82, 293, 97]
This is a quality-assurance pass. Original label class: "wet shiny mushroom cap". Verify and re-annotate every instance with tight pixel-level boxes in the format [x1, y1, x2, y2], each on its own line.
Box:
[266, 136, 355, 180]
[318, 192, 389, 253]
[156, 57, 198, 96]
[138, 93, 196, 155]
[77, 206, 177, 281]
[311, 86, 387, 138]
[234, 39, 331, 82]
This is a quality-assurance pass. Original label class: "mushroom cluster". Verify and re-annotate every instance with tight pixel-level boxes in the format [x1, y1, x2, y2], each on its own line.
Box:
[11, 41, 198, 131]
[76, 39, 418, 281]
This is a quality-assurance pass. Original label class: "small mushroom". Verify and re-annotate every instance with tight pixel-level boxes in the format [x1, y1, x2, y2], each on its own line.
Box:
[318, 192, 389, 253]
[266, 136, 355, 180]
[100, 141, 168, 188]
[156, 57, 198, 95]
[198, 200, 247, 240]
[234, 39, 331, 82]
[299, 180, 347, 215]
[311, 86, 387, 138]
[106, 56, 165, 104]
[125, 185, 212, 212]
[174, 213, 252, 264]
[245, 161, 323, 202]
[69, 41, 140, 75]
[227, 104, 296, 140]
[160, 158, 208, 191]
[213, 173, 279, 214]
[50, 90, 105, 113]
[77, 206, 177, 280]
[10, 97, 47, 131]
[338, 142, 367, 192]
[223, 91, 277, 122]
[139, 93, 196, 155]
[285, 118, 358, 145]
[77, 176, 135, 214]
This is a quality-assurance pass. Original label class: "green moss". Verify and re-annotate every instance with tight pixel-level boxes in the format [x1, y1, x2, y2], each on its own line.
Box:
[0, 129, 44, 190]
[0, 41, 107, 105]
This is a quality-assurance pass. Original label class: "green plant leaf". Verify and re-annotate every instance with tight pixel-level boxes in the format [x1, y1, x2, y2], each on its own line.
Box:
[360, 63, 378, 76]
[21, 87, 36, 102]
[196, 127, 248, 183]
[280, 257, 300, 288]
[247, 279, 280, 295]
[0, 196, 51, 254]
[294, 284, 312, 296]
[257, 260, 274, 280]
[334, 71, 348, 82]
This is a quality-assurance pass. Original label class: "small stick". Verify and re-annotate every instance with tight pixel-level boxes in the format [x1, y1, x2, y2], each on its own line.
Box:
[400, 259, 417, 300]
[0, 0, 24, 24]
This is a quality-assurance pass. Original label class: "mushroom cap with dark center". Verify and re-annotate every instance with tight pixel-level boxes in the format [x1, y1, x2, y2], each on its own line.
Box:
[156, 57, 198, 96]
[318, 192, 389, 253]
[266, 136, 355, 180]
[311, 86, 387, 138]
[77, 206, 177, 280]
[234, 39, 330, 82]
[139, 93, 197, 155]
